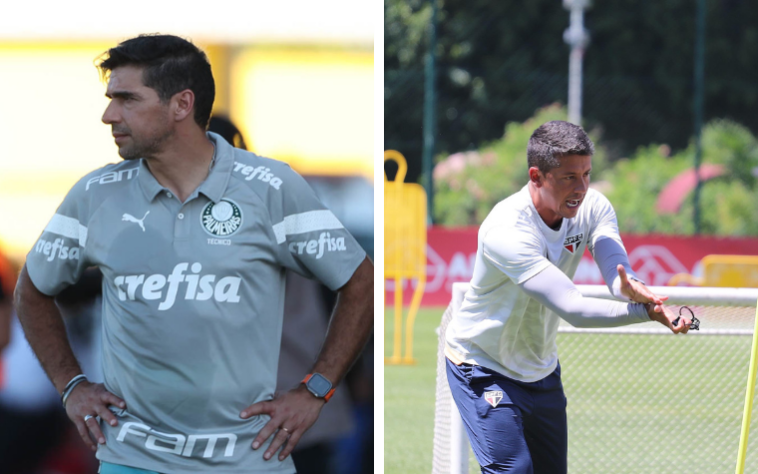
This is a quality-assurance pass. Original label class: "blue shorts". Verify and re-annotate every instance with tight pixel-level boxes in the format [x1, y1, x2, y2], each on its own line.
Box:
[446, 359, 567, 474]
[100, 462, 161, 474]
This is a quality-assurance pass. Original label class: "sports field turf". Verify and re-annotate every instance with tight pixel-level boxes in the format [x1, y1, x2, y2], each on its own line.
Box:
[385, 307, 758, 473]
[385, 307, 450, 474]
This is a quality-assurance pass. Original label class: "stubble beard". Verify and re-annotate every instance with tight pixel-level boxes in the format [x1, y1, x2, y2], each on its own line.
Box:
[118, 127, 175, 161]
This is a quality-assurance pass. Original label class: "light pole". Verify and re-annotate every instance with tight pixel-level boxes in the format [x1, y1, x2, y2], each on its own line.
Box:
[422, 0, 438, 224]
[693, 0, 706, 234]
[563, 0, 590, 126]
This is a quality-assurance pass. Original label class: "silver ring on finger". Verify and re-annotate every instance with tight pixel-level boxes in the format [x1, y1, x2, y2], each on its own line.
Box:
[84, 414, 95, 422]
[281, 427, 291, 437]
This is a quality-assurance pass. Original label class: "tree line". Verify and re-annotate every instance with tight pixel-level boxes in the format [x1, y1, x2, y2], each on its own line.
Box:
[385, 0, 758, 187]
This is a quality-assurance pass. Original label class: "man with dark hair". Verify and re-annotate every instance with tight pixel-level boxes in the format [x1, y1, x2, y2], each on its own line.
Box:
[14, 34, 373, 474]
[444, 120, 691, 474]
[526, 119, 595, 173]
[98, 34, 215, 131]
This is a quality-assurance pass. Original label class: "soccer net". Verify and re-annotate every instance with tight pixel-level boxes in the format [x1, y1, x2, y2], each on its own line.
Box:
[433, 283, 758, 474]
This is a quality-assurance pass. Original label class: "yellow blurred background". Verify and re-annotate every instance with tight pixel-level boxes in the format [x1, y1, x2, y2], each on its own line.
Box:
[0, 2, 373, 262]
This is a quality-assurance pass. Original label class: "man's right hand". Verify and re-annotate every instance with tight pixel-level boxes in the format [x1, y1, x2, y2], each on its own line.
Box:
[65, 382, 126, 452]
[646, 304, 691, 334]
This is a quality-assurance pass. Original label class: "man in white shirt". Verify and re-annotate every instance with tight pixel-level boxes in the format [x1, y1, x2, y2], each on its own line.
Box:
[445, 120, 691, 474]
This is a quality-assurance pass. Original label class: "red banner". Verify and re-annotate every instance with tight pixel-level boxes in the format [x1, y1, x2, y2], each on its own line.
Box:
[385, 227, 758, 307]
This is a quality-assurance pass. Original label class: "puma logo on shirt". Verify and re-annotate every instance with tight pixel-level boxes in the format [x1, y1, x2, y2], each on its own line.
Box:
[123, 211, 150, 232]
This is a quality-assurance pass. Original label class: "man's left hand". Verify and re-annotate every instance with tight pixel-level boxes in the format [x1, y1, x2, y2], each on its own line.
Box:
[240, 385, 325, 461]
[617, 264, 669, 306]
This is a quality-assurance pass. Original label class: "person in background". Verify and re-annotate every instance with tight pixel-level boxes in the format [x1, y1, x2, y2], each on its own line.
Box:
[0, 248, 15, 355]
[208, 115, 248, 151]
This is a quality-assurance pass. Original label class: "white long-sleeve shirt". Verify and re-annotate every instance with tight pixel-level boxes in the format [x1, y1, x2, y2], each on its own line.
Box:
[445, 185, 649, 383]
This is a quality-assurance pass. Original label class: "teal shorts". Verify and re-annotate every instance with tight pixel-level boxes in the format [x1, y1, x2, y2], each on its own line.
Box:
[100, 462, 161, 474]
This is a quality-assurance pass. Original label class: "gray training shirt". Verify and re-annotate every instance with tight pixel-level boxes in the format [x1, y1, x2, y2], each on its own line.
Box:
[26, 132, 366, 473]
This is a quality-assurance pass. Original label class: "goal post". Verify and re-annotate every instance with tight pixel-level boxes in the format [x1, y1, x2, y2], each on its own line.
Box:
[433, 283, 758, 474]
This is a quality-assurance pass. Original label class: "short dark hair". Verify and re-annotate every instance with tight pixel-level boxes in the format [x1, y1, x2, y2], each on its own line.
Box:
[527, 121, 594, 174]
[97, 34, 215, 129]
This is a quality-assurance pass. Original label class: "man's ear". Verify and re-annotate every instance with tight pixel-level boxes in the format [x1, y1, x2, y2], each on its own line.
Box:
[171, 89, 195, 122]
[528, 167, 543, 187]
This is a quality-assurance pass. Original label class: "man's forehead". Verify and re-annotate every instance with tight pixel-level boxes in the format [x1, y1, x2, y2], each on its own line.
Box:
[106, 65, 146, 91]
[552, 154, 592, 173]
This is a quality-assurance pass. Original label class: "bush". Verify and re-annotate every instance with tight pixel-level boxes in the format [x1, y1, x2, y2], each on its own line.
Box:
[434, 109, 758, 236]
[604, 119, 758, 236]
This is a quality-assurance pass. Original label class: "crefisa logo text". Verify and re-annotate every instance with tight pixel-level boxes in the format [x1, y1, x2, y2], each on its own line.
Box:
[36, 238, 80, 261]
[288, 232, 347, 259]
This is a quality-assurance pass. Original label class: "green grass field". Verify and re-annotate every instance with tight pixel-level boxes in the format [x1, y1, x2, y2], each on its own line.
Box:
[386, 307, 758, 474]
[385, 307, 447, 474]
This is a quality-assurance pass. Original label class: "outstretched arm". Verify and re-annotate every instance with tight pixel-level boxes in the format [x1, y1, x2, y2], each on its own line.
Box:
[14, 265, 125, 452]
[240, 256, 374, 461]
[520, 264, 690, 332]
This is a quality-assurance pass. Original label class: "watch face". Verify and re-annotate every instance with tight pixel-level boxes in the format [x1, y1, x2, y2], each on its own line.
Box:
[307, 374, 333, 397]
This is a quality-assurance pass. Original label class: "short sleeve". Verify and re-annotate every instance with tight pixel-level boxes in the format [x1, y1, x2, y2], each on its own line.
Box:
[25, 180, 91, 296]
[271, 169, 366, 291]
[587, 190, 624, 255]
[481, 222, 551, 285]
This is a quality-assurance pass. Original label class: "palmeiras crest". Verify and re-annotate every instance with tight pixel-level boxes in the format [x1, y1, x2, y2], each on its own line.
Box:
[201, 199, 243, 237]
[484, 390, 503, 408]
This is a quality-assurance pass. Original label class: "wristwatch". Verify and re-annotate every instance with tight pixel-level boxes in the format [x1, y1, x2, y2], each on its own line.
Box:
[301, 373, 336, 402]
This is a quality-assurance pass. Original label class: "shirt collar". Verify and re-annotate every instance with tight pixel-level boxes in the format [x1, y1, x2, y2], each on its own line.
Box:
[137, 131, 234, 203]
[197, 132, 234, 203]
[136, 159, 164, 202]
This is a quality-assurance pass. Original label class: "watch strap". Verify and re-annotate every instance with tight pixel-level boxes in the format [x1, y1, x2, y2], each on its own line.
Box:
[301, 373, 336, 402]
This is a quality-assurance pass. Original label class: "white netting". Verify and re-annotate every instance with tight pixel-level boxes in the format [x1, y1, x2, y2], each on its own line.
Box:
[432, 301, 463, 474]
[433, 283, 758, 474]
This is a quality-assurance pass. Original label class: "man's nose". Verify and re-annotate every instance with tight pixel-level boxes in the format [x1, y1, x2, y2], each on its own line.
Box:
[576, 175, 589, 192]
[102, 101, 119, 124]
